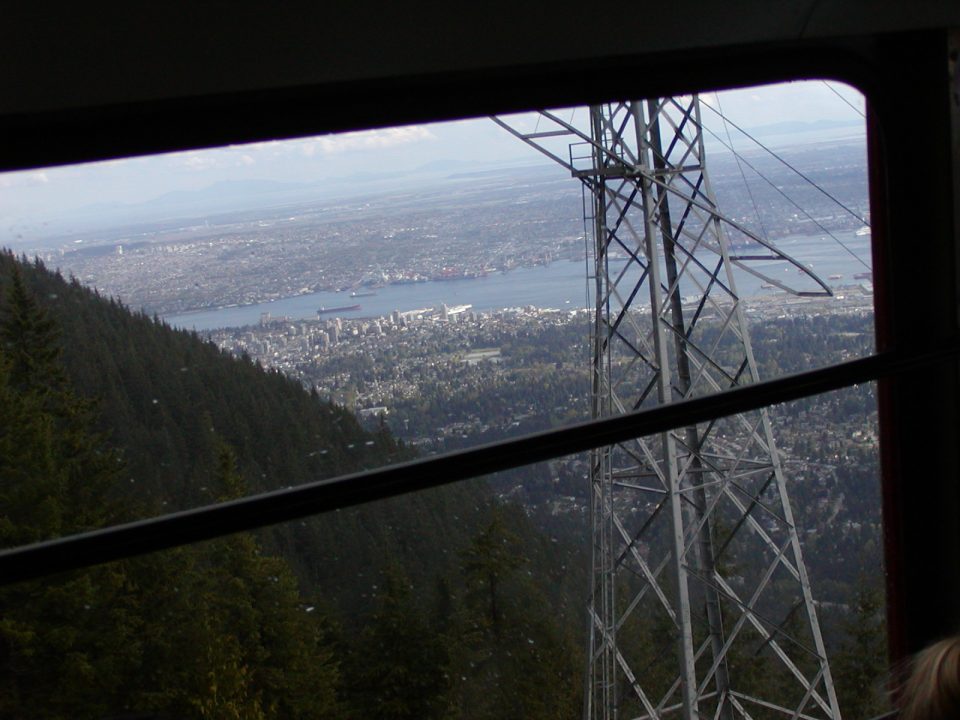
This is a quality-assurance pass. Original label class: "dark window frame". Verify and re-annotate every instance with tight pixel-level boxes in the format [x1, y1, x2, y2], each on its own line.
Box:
[0, 28, 957, 668]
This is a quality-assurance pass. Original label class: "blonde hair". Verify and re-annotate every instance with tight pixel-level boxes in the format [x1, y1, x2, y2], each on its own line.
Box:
[900, 637, 960, 720]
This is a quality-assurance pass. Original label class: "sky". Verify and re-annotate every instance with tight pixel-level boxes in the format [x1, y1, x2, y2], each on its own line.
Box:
[0, 80, 866, 249]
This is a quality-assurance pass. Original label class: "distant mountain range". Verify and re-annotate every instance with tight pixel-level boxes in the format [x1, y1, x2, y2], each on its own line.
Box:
[13, 116, 863, 251]
[25, 161, 554, 249]
[746, 118, 863, 136]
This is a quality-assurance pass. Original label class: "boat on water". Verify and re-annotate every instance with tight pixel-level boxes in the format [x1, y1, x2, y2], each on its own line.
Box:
[350, 291, 377, 298]
[829, 274, 843, 280]
[855, 226, 871, 236]
[854, 271, 872, 280]
[318, 304, 361, 315]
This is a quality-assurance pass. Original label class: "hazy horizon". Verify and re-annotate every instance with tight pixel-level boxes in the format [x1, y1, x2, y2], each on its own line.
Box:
[0, 81, 866, 252]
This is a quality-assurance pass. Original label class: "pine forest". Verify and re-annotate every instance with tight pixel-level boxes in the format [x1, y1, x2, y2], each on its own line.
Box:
[0, 251, 888, 719]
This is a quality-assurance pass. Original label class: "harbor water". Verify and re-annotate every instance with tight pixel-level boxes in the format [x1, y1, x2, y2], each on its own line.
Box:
[166, 231, 872, 331]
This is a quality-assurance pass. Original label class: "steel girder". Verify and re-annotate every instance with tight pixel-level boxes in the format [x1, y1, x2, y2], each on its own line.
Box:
[494, 98, 841, 720]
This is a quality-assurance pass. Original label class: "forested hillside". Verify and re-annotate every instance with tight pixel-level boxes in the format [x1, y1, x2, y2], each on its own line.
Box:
[0, 251, 583, 719]
[0, 251, 890, 720]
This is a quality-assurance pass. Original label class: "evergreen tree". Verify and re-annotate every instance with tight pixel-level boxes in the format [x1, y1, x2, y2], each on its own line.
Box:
[0, 349, 61, 547]
[0, 267, 344, 719]
[0, 273, 143, 717]
[346, 564, 450, 720]
[616, 602, 682, 715]
[134, 444, 344, 720]
[0, 262, 121, 542]
[832, 581, 890, 719]
[0, 263, 64, 397]
[460, 511, 523, 637]
[449, 508, 580, 720]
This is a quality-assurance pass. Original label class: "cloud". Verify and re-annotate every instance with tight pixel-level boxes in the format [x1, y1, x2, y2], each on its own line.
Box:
[0, 170, 51, 188]
[158, 124, 435, 171]
[300, 125, 435, 156]
[91, 156, 139, 170]
[228, 139, 279, 151]
[181, 154, 218, 171]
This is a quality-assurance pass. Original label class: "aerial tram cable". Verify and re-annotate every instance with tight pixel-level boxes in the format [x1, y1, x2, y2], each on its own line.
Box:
[820, 81, 867, 119]
[700, 100, 870, 227]
[699, 120, 872, 272]
[713, 92, 771, 240]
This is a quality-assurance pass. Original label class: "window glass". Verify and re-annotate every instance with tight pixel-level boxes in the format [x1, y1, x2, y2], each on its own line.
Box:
[0, 79, 884, 720]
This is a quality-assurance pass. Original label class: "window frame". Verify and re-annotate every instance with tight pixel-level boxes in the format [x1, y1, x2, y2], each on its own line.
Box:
[0, 27, 957, 670]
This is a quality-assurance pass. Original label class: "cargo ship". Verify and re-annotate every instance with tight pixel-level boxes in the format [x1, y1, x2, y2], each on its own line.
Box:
[317, 304, 361, 315]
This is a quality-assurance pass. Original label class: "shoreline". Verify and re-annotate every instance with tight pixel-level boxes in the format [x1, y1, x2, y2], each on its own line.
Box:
[164, 236, 873, 332]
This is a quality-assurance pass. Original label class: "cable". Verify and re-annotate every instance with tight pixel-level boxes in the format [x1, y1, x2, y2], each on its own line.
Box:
[821, 81, 866, 119]
[700, 122, 872, 271]
[714, 92, 770, 239]
[700, 101, 869, 227]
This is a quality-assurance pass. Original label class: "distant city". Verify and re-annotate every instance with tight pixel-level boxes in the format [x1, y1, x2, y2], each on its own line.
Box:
[34, 140, 869, 320]
[206, 284, 874, 446]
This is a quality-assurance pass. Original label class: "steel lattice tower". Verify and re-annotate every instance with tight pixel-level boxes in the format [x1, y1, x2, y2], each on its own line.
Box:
[494, 98, 842, 720]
